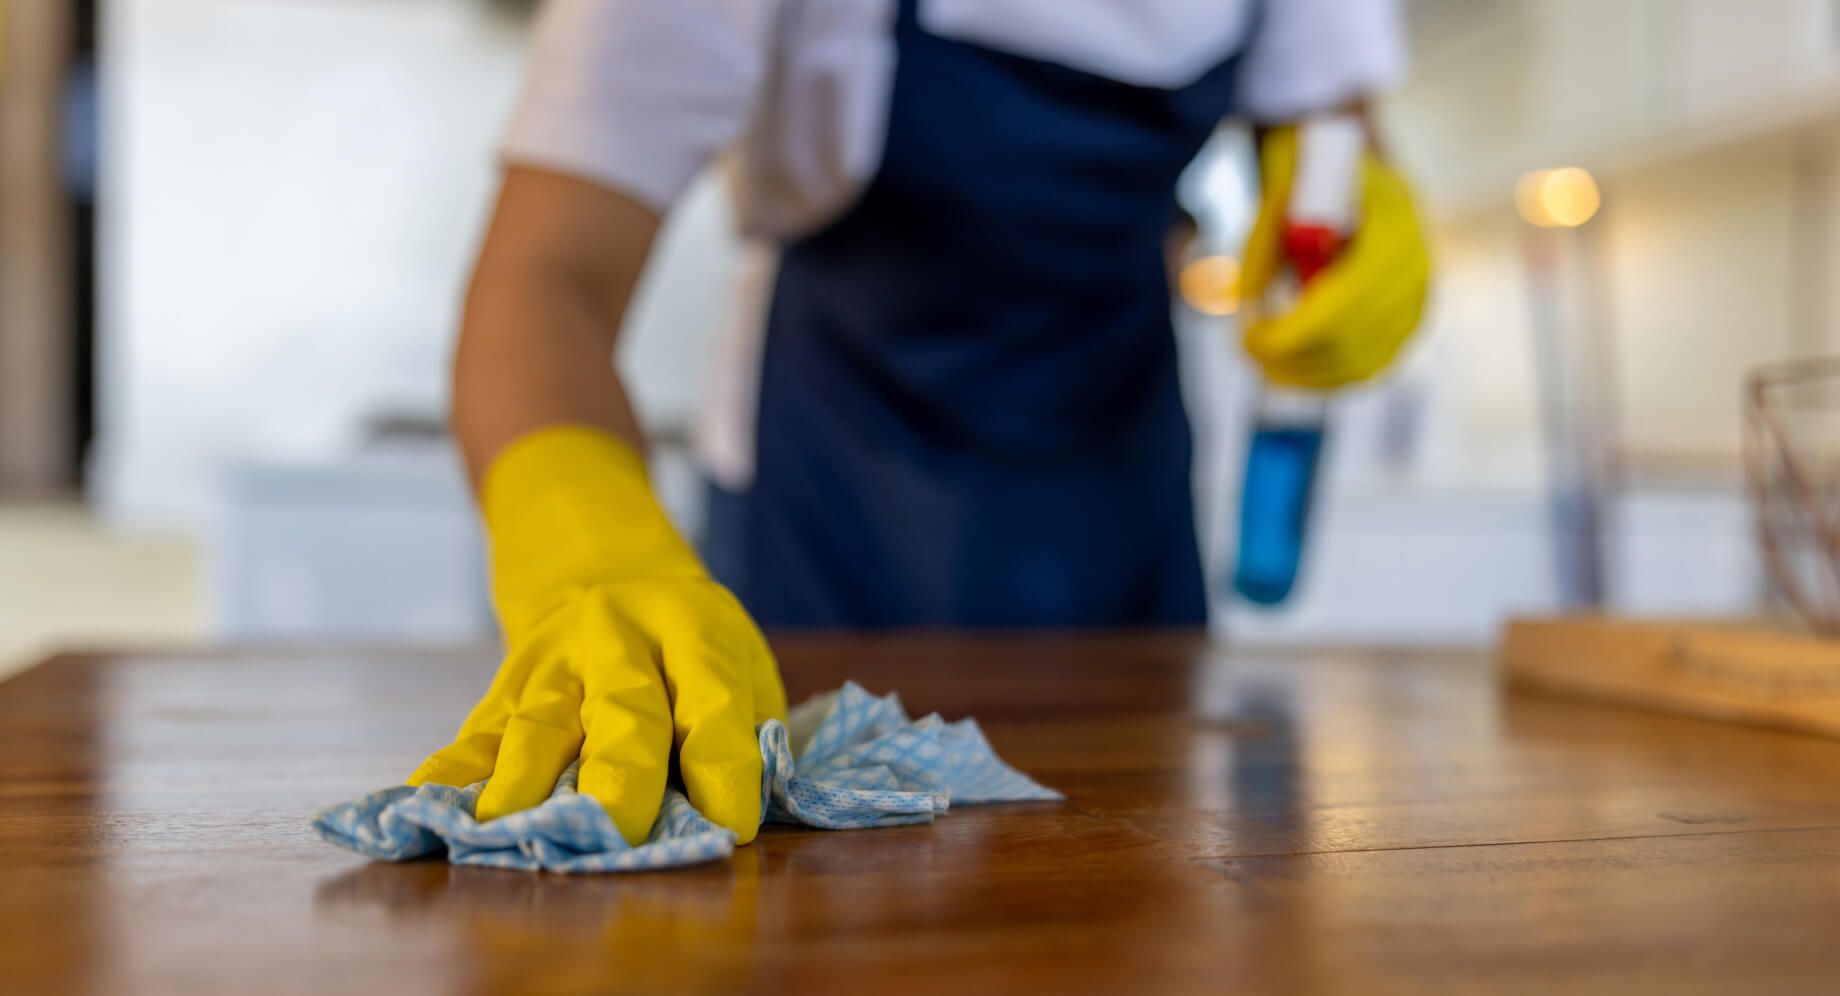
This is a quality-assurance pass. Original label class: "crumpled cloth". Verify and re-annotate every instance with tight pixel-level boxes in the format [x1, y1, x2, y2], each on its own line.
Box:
[313, 681, 1061, 873]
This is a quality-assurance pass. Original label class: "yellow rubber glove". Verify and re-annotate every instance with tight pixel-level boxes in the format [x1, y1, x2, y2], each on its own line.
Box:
[1239, 126, 1433, 391]
[408, 426, 787, 846]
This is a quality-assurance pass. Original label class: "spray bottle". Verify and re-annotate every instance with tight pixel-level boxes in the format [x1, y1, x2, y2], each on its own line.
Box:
[1232, 115, 1364, 606]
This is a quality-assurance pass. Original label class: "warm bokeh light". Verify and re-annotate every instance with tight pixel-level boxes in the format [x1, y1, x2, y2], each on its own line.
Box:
[1516, 167, 1601, 228]
[1179, 254, 1241, 316]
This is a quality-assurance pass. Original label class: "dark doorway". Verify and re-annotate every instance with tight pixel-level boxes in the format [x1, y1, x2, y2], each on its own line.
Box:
[0, 0, 98, 495]
[67, 0, 101, 486]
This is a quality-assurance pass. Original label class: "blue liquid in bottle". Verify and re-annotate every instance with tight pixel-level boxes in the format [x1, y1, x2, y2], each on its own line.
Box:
[1227, 111, 1357, 607]
[1233, 419, 1326, 606]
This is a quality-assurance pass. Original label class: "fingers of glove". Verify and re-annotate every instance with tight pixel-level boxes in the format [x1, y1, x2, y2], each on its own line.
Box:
[1238, 126, 1300, 306]
[1243, 199, 1420, 362]
[1243, 162, 1428, 372]
[1255, 312, 1412, 391]
[630, 585, 765, 844]
[1253, 263, 1430, 390]
[1250, 229, 1430, 386]
[1279, 287, 1427, 390]
[747, 630, 789, 727]
[575, 595, 675, 847]
[474, 650, 587, 822]
[406, 728, 500, 790]
[406, 612, 569, 788]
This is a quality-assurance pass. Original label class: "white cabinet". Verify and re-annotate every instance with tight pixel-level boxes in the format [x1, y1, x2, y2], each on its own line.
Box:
[1217, 485, 1765, 647]
[210, 448, 489, 640]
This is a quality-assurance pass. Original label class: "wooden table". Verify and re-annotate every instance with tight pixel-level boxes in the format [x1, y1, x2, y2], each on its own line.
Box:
[5, 635, 1840, 995]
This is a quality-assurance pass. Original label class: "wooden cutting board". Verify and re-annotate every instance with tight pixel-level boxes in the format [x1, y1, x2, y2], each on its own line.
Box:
[1501, 616, 1840, 738]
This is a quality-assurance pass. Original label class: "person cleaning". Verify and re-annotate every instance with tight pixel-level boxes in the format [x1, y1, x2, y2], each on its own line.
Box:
[410, 0, 1431, 849]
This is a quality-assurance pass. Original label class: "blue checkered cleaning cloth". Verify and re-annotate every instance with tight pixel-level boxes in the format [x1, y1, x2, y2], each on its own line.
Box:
[313, 682, 1061, 873]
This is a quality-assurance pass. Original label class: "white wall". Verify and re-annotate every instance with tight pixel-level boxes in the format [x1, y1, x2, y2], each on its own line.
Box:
[1408, 141, 1811, 486]
[97, 0, 524, 526]
[1603, 139, 1803, 461]
[1408, 214, 1544, 487]
[96, 0, 743, 529]
[1393, 0, 1840, 479]
[1391, 0, 1840, 217]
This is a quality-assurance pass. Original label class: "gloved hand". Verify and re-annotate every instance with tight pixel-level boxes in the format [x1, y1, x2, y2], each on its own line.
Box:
[408, 426, 787, 846]
[1238, 125, 1432, 391]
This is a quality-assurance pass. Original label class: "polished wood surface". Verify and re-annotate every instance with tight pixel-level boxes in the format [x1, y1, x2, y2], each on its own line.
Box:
[6, 635, 1840, 994]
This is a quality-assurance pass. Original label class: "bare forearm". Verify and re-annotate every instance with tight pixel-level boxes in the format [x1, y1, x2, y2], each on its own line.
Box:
[454, 262, 647, 489]
[450, 169, 662, 492]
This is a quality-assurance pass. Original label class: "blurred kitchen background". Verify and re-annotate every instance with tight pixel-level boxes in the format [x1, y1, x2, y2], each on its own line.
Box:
[2, 0, 1832, 675]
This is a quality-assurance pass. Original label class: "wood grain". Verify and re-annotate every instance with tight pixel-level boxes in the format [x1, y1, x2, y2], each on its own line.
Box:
[1503, 616, 1840, 738]
[4, 634, 1840, 994]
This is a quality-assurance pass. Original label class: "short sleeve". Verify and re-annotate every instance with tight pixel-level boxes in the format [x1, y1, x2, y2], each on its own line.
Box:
[499, 0, 783, 212]
[1235, 0, 1407, 123]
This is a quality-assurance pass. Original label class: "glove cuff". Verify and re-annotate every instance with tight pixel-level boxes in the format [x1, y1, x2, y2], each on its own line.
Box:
[482, 425, 705, 639]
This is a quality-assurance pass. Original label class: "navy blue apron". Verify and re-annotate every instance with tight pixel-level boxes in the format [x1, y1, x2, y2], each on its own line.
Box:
[705, 0, 1247, 628]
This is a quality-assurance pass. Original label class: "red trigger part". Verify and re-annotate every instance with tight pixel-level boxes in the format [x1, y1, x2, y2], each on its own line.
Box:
[1282, 223, 1343, 286]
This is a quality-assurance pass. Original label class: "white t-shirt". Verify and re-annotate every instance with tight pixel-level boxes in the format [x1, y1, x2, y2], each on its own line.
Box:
[500, 0, 1407, 487]
[501, 0, 1407, 241]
